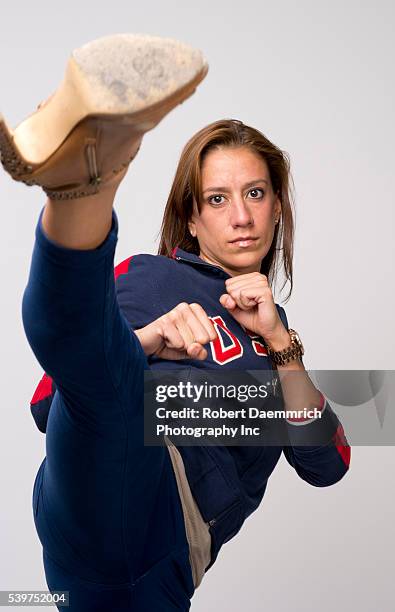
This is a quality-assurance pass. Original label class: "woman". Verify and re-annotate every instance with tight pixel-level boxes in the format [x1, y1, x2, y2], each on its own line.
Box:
[1, 34, 350, 611]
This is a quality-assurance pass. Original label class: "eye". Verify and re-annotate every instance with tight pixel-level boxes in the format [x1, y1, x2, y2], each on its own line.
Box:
[247, 188, 264, 199]
[207, 194, 226, 206]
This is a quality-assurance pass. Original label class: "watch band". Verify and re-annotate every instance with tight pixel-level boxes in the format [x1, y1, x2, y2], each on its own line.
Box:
[266, 328, 304, 366]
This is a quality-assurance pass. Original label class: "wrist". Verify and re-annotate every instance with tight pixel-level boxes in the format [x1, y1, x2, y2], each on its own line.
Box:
[134, 321, 162, 356]
[264, 326, 292, 352]
[134, 327, 149, 355]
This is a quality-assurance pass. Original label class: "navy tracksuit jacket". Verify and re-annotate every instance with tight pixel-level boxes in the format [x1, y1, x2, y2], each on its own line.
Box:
[27, 208, 351, 577]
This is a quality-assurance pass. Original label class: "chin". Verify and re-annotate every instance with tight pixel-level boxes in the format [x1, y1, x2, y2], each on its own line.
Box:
[225, 254, 263, 274]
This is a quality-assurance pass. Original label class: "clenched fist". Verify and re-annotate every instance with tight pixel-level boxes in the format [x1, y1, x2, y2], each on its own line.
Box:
[219, 272, 286, 342]
[134, 302, 218, 360]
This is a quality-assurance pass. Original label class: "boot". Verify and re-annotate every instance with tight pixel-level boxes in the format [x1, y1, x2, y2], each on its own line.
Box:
[0, 33, 208, 200]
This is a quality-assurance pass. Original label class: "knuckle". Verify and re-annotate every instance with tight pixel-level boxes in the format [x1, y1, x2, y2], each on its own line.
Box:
[175, 302, 189, 314]
[168, 310, 179, 323]
[190, 302, 208, 317]
[172, 337, 185, 349]
[208, 324, 218, 340]
[194, 333, 209, 345]
[210, 324, 218, 335]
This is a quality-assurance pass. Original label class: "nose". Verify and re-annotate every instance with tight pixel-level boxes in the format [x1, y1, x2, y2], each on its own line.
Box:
[228, 196, 254, 228]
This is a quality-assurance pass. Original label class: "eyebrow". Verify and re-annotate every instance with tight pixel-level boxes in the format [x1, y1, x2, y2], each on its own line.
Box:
[202, 179, 269, 194]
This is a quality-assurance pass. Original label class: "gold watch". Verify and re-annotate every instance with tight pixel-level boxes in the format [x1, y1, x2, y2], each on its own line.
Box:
[266, 329, 304, 366]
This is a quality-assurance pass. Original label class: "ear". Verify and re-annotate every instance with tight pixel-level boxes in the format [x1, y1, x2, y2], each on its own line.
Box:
[188, 199, 199, 237]
[188, 219, 197, 237]
[274, 196, 282, 223]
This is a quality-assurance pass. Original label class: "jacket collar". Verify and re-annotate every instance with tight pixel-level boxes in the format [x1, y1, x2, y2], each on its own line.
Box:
[171, 247, 230, 278]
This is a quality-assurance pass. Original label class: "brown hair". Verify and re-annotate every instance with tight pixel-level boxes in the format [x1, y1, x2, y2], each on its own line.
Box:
[158, 119, 295, 301]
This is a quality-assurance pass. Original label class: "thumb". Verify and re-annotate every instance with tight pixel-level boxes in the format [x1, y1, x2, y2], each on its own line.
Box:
[219, 294, 236, 309]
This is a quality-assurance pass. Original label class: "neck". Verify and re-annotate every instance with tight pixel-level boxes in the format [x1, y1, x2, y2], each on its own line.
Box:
[198, 251, 261, 277]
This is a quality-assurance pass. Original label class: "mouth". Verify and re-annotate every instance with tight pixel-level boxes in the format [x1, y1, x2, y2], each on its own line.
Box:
[229, 237, 258, 248]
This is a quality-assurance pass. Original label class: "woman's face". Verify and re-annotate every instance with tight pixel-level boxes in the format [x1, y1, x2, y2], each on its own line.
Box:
[188, 146, 281, 277]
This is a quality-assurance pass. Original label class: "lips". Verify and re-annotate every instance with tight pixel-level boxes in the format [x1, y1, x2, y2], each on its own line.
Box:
[229, 237, 258, 247]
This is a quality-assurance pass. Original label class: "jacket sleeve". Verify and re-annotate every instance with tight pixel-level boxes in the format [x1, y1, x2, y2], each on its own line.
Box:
[277, 305, 351, 487]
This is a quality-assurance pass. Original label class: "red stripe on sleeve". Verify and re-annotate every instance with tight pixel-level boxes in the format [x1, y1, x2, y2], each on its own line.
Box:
[114, 256, 133, 280]
[333, 424, 351, 467]
[30, 372, 53, 405]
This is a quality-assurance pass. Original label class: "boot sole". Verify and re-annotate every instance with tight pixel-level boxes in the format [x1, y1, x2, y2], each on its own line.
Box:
[1, 33, 208, 167]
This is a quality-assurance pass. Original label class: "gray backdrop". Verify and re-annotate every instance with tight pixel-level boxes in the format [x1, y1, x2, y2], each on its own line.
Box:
[0, 0, 394, 610]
